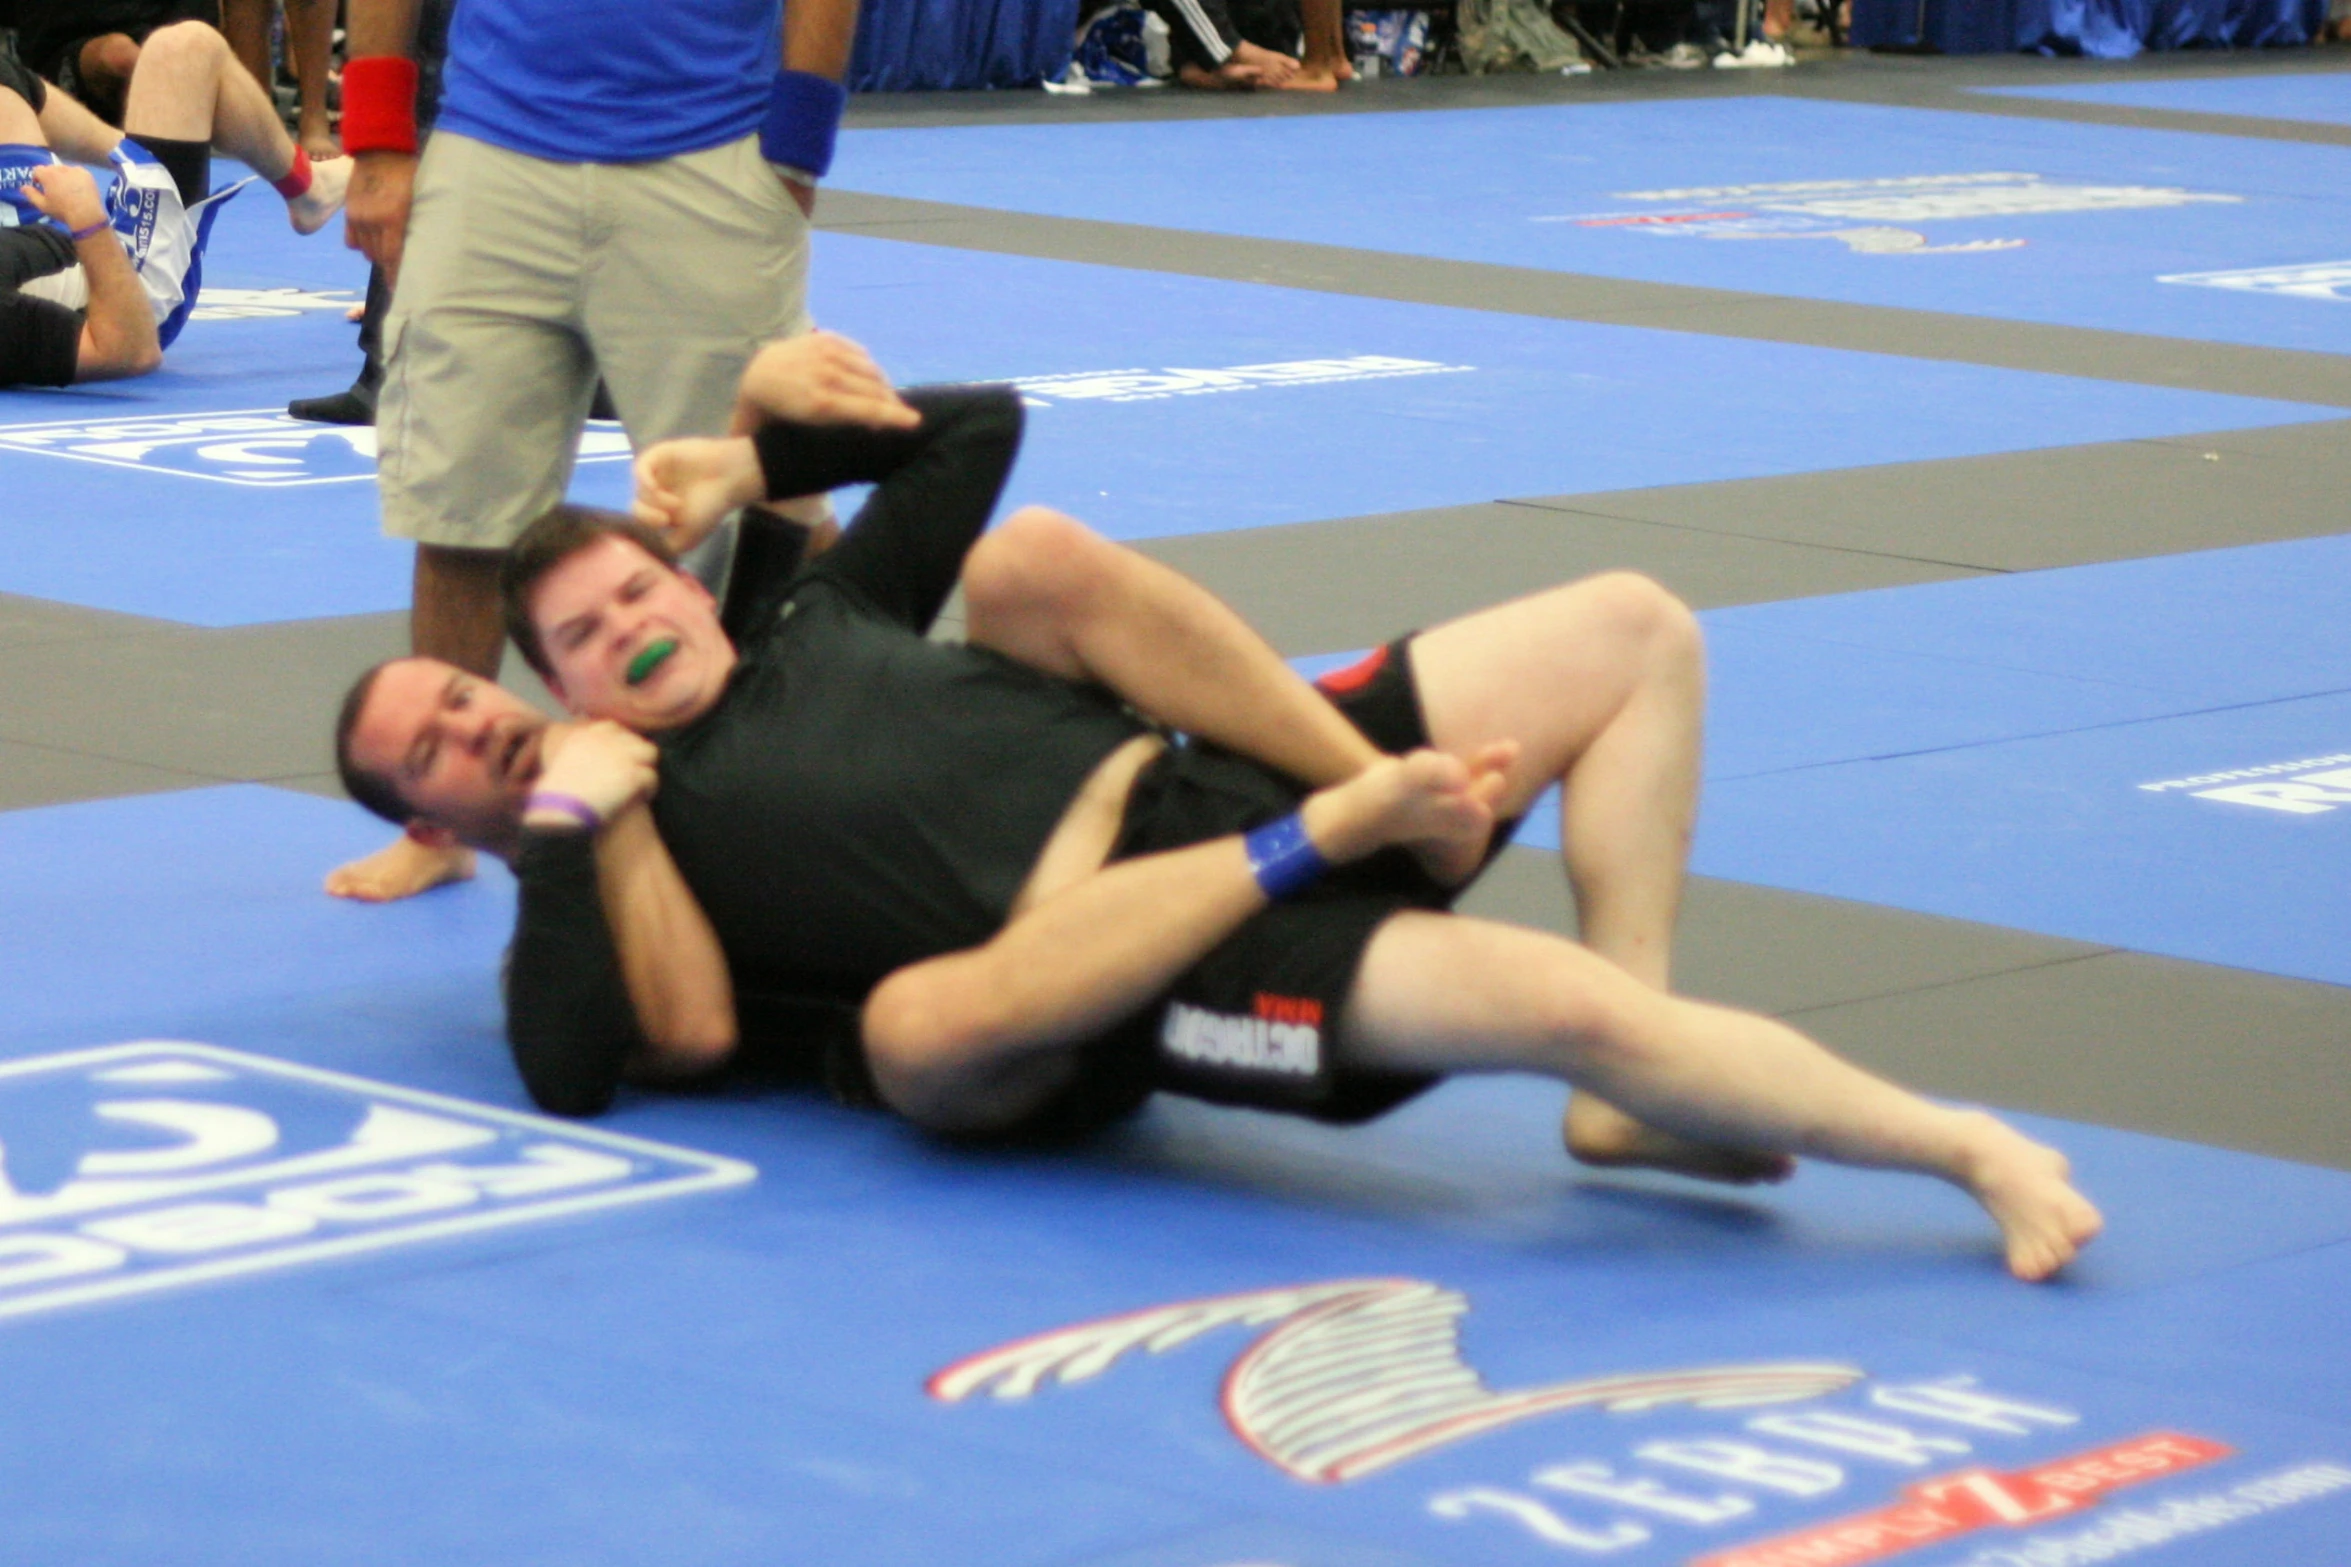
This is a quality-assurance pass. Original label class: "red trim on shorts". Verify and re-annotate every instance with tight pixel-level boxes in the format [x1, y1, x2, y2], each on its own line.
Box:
[1313, 645, 1389, 696]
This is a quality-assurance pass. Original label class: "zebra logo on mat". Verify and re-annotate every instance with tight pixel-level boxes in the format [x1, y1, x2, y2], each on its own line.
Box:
[929, 1278, 1861, 1483]
[0, 1041, 752, 1322]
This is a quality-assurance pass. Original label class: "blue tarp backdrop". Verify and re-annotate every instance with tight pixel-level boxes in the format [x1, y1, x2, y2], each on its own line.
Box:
[849, 0, 1078, 89]
[1852, 0, 2319, 53]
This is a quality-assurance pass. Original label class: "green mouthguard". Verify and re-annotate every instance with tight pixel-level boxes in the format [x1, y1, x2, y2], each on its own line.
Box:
[626, 639, 678, 686]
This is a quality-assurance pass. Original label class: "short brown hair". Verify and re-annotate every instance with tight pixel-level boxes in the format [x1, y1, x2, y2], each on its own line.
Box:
[334, 660, 414, 826]
[499, 504, 679, 680]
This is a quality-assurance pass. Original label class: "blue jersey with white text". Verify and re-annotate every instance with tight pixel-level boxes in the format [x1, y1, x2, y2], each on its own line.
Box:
[434, 0, 782, 163]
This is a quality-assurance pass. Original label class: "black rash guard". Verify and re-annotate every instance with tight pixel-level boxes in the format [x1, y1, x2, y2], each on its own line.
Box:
[505, 386, 1150, 1115]
[657, 387, 1151, 992]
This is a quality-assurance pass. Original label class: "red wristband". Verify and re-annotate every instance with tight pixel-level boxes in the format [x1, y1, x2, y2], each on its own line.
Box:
[341, 56, 420, 156]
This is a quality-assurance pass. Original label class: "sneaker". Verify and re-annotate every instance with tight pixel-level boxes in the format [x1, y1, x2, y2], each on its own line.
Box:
[1714, 37, 1795, 65]
[1660, 41, 1709, 67]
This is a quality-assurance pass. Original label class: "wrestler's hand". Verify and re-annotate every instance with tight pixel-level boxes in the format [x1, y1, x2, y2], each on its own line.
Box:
[344, 150, 417, 283]
[730, 330, 920, 436]
[632, 436, 767, 554]
[20, 165, 108, 236]
[525, 721, 659, 831]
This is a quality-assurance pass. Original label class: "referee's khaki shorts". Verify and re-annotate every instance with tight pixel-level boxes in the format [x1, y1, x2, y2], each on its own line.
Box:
[378, 131, 812, 551]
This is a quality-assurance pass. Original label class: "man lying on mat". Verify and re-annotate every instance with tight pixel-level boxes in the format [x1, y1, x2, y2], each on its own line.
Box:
[0, 24, 351, 388]
[333, 333, 2102, 1281]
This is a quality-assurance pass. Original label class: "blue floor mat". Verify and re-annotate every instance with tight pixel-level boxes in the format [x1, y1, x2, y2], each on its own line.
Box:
[1328, 532, 2351, 857]
[2, 203, 2335, 626]
[1697, 687, 2351, 987]
[837, 98, 2351, 355]
[1978, 74, 2351, 127]
[0, 171, 637, 627]
[0, 785, 2348, 1564]
[1655, 535, 2351, 983]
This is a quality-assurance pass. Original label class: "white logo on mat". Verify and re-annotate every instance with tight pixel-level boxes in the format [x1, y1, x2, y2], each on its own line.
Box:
[1011, 355, 1471, 407]
[2158, 262, 2351, 303]
[0, 408, 632, 487]
[189, 286, 365, 321]
[0, 1041, 752, 1322]
[2139, 752, 2351, 814]
[1537, 172, 2240, 257]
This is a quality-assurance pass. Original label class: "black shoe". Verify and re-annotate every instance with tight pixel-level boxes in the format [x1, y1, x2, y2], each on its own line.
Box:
[287, 380, 378, 425]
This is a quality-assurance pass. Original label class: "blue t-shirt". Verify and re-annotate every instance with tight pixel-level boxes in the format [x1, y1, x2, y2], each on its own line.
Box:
[435, 0, 782, 164]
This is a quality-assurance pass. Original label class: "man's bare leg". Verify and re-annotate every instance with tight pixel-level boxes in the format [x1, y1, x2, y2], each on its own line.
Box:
[964, 509, 1384, 789]
[1288, 0, 1352, 88]
[31, 73, 127, 161]
[0, 77, 45, 144]
[125, 22, 351, 234]
[1409, 573, 1787, 1182]
[1345, 913, 2103, 1281]
[326, 547, 505, 901]
[283, 0, 339, 159]
[866, 748, 1509, 1134]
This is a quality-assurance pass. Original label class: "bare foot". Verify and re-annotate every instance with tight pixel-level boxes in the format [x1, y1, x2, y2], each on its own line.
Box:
[1350, 745, 1513, 887]
[1284, 60, 1345, 90]
[1567, 1095, 1797, 1185]
[300, 126, 343, 164]
[1954, 1112, 2103, 1281]
[288, 155, 353, 237]
[325, 833, 476, 902]
[1177, 60, 1266, 89]
[1233, 39, 1301, 83]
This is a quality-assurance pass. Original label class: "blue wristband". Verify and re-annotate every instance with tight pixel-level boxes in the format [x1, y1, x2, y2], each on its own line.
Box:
[760, 69, 848, 180]
[1244, 814, 1328, 901]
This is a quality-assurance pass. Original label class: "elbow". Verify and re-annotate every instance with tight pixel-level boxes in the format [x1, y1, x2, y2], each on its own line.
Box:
[634, 1011, 740, 1079]
[861, 969, 1001, 1118]
[76, 336, 162, 383]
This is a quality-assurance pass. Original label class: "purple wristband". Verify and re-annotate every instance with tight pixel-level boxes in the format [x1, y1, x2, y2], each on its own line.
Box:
[67, 218, 110, 243]
[524, 791, 603, 833]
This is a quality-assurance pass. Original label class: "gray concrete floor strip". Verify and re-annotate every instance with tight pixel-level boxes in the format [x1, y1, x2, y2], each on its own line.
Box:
[1786, 948, 2351, 1167]
[1516, 424, 2351, 572]
[817, 194, 2351, 406]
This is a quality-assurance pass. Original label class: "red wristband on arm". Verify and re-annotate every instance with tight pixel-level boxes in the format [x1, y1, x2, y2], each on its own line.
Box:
[341, 56, 420, 156]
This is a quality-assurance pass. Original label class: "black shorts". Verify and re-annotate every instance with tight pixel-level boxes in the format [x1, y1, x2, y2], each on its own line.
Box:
[0, 52, 48, 116]
[1001, 635, 1498, 1139]
[31, 0, 220, 109]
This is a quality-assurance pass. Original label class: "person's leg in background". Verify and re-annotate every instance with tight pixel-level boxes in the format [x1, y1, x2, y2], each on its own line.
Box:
[329, 133, 598, 902]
